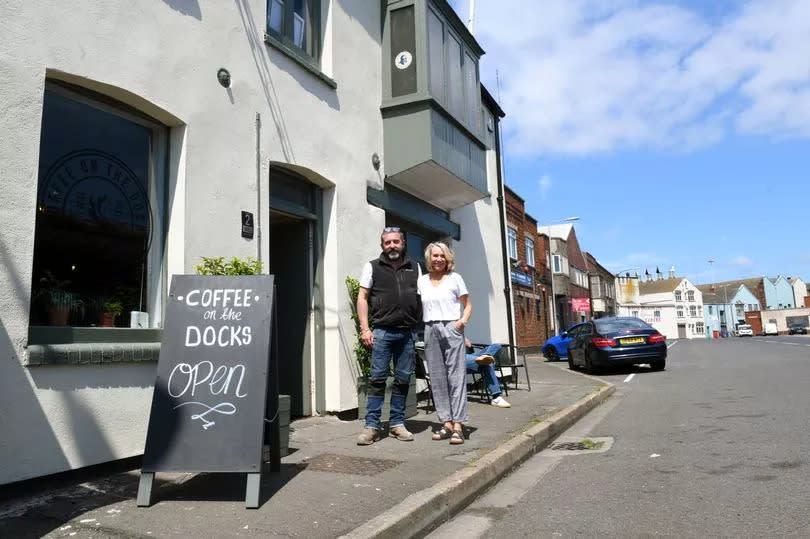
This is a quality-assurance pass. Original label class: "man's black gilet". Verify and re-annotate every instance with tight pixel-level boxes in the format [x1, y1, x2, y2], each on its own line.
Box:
[369, 254, 421, 329]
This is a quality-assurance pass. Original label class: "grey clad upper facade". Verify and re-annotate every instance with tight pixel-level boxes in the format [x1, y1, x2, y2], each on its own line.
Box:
[381, 0, 488, 210]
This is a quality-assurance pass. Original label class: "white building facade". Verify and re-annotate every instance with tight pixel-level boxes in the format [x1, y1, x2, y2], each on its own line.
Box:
[789, 277, 807, 308]
[617, 274, 704, 340]
[0, 0, 510, 484]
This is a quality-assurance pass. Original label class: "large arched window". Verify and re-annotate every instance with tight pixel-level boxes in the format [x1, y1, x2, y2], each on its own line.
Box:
[29, 83, 167, 330]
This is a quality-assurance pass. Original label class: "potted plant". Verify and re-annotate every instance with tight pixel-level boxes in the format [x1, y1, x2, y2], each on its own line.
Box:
[99, 298, 124, 327]
[346, 276, 417, 419]
[33, 271, 80, 326]
[48, 290, 76, 326]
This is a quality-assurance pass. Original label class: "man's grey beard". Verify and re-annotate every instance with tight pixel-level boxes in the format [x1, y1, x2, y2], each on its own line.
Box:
[385, 250, 402, 260]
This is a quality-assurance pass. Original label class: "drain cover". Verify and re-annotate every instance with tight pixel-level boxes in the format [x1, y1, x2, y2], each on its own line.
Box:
[551, 439, 606, 451]
[302, 453, 402, 476]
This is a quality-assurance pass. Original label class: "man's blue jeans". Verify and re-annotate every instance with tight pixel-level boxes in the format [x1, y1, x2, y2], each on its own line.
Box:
[465, 344, 502, 397]
[365, 327, 415, 430]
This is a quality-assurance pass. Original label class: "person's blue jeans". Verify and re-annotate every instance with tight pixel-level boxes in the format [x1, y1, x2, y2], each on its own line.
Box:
[365, 327, 415, 430]
[465, 344, 502, 397]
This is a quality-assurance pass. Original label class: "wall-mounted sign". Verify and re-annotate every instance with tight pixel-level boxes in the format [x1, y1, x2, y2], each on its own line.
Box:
[394, 51, 413, 69]
[572, 297, 591, 312]
[511, 269, 533, 288]
[241, 211, 254, 239]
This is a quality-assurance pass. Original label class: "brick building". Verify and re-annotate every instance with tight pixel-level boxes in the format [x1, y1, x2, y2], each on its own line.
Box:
[539, 223, 590, 332]
[504, 186, 552, 351]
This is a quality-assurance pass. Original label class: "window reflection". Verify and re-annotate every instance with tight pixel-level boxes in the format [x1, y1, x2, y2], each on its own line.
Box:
[30, 90, 153, 328]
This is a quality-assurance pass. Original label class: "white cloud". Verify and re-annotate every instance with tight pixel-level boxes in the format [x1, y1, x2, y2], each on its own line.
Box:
[466, 0, 810, 155]
[732, 256, 754, 266]
[538, 174, 552, 198]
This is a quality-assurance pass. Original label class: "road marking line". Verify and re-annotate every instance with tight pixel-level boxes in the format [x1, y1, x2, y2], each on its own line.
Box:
[783, 342, 800, 346]
[624, 373, 635, 383]
[667, 341, 678, 349]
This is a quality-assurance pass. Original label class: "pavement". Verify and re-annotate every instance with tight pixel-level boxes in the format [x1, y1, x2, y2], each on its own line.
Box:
[0, 355, 614, 539]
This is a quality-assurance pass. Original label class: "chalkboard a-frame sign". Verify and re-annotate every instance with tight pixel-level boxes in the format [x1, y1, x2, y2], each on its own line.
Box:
[137, 275, 275, 508]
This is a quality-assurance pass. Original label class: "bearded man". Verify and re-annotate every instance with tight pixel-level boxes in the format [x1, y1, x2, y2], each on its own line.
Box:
[356, 227, 422, 445]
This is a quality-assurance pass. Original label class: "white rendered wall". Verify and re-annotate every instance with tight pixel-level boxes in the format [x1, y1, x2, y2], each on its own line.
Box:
[451, 148, 510, 344]
[0, 0, 384, 483]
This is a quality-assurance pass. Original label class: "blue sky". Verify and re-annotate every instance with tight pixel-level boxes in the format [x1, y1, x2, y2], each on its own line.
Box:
[449, 0, 810, 284]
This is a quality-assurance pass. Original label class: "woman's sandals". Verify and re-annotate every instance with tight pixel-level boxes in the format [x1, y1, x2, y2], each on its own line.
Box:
[431, 427, 452, 440]
[449, 430, 464, 445]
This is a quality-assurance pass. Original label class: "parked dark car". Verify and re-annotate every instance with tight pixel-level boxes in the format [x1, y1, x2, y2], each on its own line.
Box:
[567, 316, 667, 373]
[788, 324, 807, 335]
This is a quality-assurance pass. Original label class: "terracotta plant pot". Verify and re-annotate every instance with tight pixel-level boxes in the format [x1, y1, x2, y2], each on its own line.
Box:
[99, 312, 117, 327]
[47, 306, 70, 326]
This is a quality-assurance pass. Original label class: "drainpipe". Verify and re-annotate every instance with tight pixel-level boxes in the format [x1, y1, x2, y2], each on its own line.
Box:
[255, 113, 263, 263]
[494, 116, 516, 350]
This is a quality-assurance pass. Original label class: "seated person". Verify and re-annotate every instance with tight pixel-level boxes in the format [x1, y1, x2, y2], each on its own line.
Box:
[465, 338, 510, 408]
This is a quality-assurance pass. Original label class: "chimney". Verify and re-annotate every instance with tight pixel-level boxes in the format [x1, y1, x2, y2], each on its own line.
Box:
[669, 265, 675, 279]
[656, 267, 662, 281]
[645, 269, 651, 282]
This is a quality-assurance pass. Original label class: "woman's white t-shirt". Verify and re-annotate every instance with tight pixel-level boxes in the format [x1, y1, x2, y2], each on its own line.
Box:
[417, 272, 468, 322]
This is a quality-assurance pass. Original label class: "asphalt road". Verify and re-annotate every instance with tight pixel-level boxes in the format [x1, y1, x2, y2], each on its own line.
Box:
[429, 336, 810, 538]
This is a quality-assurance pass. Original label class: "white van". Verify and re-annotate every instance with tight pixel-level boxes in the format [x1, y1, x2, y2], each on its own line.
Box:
[764, 322, 778, 336]
[736, 324, 753, 337]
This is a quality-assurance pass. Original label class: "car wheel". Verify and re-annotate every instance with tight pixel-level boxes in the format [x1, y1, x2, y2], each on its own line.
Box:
[650, 358, 666, 371]
[545, 347, 559, 362]
[584, 353, 595, 374]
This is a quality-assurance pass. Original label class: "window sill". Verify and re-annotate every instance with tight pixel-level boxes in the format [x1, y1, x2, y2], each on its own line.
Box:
[26, 342, 160, 366]
[25, 326, 162, 366]
[263, 33, 337, 90]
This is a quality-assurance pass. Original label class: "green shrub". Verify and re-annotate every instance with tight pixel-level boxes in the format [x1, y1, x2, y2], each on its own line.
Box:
[345, 276, 372, 377]
[195, 256, 263, 276]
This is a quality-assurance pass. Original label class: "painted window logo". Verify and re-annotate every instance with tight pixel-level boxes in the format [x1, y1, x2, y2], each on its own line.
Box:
[395, 51, 413, 69]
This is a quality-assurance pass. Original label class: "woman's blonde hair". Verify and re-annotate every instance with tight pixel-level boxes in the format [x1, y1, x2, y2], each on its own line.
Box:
[424, 241, 455, 273]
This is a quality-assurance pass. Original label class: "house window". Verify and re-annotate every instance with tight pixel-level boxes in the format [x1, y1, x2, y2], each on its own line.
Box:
[677, 307, 684, 318]
[698, 305, 703, 316]
[689, 306, 697, 317]
[735, 302, 744, 317]
[675, 291, 682, 301]
[446, 33, 464, 120]
[631, 310, 639, 317]
[426, 8, 482, 133]
[654, 310, 661, 321]
[507, 226, 518, 259]
[709, 305, 713, 314]
[535, 299, 542, 320]
[266, 0, 320, 61]
[29, 85, 167, 330]
[427, 9, 446, 104]
[687, 290, 695, 302]
[696, 322, 704, 334]
[463, 51, 480, 132]
[525, 237, 535, 267]
[553, 254, 561, 273]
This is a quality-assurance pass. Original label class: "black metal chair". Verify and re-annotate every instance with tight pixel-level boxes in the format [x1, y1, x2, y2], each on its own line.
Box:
[413, 342, 434, 411]
[471, 343, 531, 395]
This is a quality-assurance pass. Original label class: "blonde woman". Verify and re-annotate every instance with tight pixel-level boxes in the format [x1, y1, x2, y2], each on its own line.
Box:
[418, 241, 472, 445]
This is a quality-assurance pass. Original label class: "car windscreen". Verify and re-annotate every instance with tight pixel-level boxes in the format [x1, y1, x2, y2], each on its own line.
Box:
[594, 318, 650, 333]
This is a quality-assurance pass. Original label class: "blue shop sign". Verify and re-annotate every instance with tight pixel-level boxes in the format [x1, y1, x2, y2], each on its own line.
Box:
[511, 269, 533, 287]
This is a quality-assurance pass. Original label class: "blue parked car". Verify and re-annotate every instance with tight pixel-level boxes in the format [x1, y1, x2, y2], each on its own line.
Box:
[542, 323, 586, 361]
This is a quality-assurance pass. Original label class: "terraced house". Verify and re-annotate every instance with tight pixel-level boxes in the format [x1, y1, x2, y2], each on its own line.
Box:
[0, 0, 512, 484]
